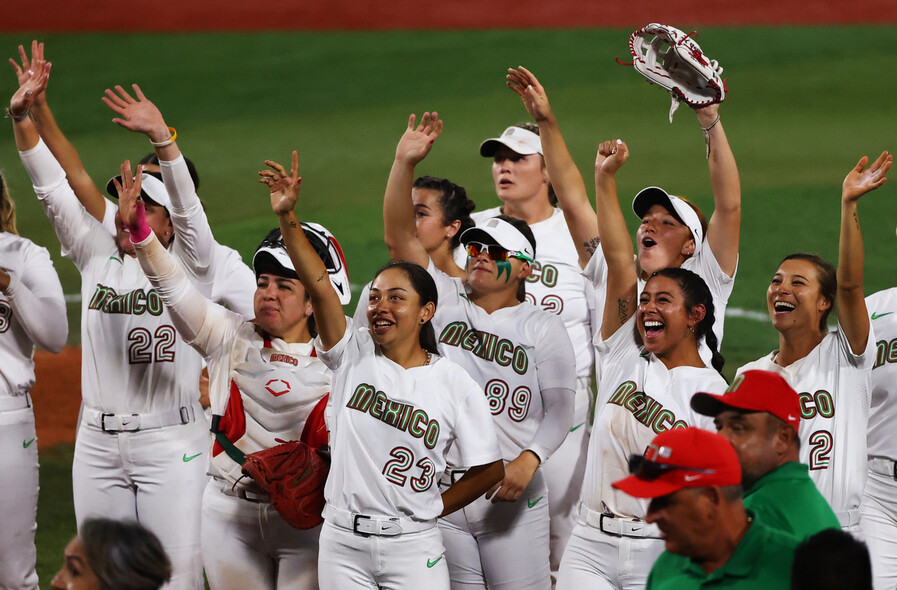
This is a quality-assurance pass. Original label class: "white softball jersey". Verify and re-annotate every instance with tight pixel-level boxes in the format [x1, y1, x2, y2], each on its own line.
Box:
[317, 319, 501, 523]
[583, 315, 723, 518]
[429, 266, 577, 462]
[866, 289, 897, 461]
[132, 232, 331, 488]
[462, 207, 595, 380]
[19, 139, 209, 414]
[584, 239, 735, 365]
[737, 325, 874, 527]
[0, 232, 67, 397]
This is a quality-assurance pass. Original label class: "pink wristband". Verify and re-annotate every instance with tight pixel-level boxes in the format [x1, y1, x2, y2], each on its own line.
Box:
[127, 198, 153, 243]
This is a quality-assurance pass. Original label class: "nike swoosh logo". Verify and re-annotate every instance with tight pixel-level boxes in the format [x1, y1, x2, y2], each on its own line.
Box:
[23, 438, 35, 448]
[527, 496, 544, 508]
[684, 474, 702, 482]
[570, 422, 586, 432]
[427, 556, 443, 568]
[872, 312, 893, 320]
[183, 452, 202, 463]
[108, 255, 122, 264]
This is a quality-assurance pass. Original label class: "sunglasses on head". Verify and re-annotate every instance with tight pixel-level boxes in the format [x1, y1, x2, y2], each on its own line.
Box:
[465, 242, 530, 262]
[627, 454, 717, 481]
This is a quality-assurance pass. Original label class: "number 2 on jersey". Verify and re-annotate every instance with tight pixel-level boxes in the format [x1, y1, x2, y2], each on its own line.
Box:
[382, 446, 436, 492]
[127, 325, 177, 364]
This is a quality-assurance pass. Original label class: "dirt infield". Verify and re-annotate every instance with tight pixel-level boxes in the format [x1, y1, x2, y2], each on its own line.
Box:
[32, 348, 81, 447]
[2, 0, 895, 32]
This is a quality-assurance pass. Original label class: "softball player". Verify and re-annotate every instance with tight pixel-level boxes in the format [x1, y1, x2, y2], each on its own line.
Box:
[554, 139, 726, 590]
[385, 114, 577, 589]
[12, 63, 212, 589]
[0, 174, 67, 590]
[117, 162, 352, 589]
[10, 41, 255, 318]
[862, 284, 897, 589]
[264, 151, 504, 590]
[738, 151, 892, 532]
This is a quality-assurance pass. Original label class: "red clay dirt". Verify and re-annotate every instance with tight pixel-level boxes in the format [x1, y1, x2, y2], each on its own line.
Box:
[24, 0, 885, 447]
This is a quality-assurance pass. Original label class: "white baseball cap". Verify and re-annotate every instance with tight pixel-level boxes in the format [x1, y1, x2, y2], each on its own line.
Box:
[460, 217, 535, 262]
[253, 223, 352, 305]
[632, 187, 704, 254]
[105, 173, 172, 210]
[479, 126, 543, 158]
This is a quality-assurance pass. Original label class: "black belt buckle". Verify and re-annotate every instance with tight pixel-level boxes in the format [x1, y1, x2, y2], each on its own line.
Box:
[599, 513, 622, 538]
[100, 413, 112, 431]
[179, 406, 190, 424]
[353, 514, 372, 536]
[893, 461, 897, 481]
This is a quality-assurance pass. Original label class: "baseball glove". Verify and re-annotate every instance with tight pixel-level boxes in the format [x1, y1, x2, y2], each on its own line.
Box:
[627, 23, 725, 122]
[241, 439, 329, 529]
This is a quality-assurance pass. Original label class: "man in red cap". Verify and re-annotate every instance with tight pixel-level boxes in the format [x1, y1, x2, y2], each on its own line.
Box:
[691, 370, 839, 538]
[613, 427, 798, 589]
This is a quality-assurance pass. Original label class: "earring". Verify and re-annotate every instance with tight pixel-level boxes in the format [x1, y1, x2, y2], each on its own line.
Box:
[165, 230, 172, 236]
[688, 324, 696, 334]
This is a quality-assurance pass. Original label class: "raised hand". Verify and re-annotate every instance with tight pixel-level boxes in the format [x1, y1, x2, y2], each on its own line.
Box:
[595, 139, 630, 176]
[394, 112, 442, 165]
[843, 151, 892, 202]
[101, 84, 171, 143]
[260, 151, 302, 216]
[506, 66, 553, 123]
[9, 41, 46, 101]
[9, 57, 51, 118]
[113, 161, 151, 242]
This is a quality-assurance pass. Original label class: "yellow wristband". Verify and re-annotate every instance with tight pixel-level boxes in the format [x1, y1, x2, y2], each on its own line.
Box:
[150, 126, 178, 147]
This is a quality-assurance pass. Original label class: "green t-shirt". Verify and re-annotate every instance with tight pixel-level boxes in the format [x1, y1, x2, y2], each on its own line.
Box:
[744, 462, 840, 539]
[646, 516, 799, 590]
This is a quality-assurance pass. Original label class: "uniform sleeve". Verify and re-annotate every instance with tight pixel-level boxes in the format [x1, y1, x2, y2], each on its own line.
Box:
[691, 248, 735, 310]
[427, 260, 469, 326]
[836, 321, 875, 370]
[161, 155, 214, 280]
[527, 315, 576, 461]
[582, 247, 608, 289]
[448, 368, 503, 467]
[132, 232, 240, 359]
[19, 139, 109, 269]
[210, 245, 256, 318]
[315, 316, 356, 369]
[596, 314, 642, 366]
[2, 243, 67, 353]
[101, 197, 117, 235]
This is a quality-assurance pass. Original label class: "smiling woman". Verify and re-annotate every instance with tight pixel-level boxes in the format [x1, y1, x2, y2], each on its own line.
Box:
[738, 151, 892, 533]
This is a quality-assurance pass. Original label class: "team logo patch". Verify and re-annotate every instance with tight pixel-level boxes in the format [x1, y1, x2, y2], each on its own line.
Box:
[265, 378, 292, 397]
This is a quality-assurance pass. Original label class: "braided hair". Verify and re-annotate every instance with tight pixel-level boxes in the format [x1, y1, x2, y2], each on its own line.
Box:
[651, 267, 725, 375]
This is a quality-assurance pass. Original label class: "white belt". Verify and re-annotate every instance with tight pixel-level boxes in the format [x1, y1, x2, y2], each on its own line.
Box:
[869, 457, 897, 480]
[578, 504, 661, 539]
[218, 480, 270, 503]
[82, 404, 198, 432]
[835, 508, 861, 529]
[0, 394, 31, 412]
[438, 468, 468, 487]
[323, 504, 435, 537]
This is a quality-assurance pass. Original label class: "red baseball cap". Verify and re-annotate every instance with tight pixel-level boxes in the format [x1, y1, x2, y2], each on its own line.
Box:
[690, 370, 801, 430]
[612, 427, 741, 499]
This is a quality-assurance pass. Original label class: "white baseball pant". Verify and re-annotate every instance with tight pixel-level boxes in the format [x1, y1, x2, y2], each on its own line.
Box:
[0, 401, 39, 590]
[72, 411, 208, 590]
[201, 480, 320, 589]
[860, 460, 897, 590]
[439, 469, 551, 590]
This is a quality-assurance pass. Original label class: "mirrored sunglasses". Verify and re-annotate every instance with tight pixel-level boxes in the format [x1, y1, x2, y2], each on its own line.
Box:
[627, 454, 717, 481]
[466, 242, 530, 262]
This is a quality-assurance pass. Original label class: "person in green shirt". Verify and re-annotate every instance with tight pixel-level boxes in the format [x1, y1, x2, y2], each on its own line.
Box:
[691, 369, 840, 538]
[613, 426, 800, 589]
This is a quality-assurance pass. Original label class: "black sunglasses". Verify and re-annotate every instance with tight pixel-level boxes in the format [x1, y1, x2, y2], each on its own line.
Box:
[627, 454, 717, 481]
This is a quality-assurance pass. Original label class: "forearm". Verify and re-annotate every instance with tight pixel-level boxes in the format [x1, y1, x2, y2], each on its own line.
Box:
[161, 155, 214, 272]
[698, 108, 741, 275]
[838, 199, 864, 292]
[383, 158, 428, 266]
[440, 460, 504, 516]
[539, 117, 600, 265]
[527, 386, 575, 462]
[1, 271, 67, 353]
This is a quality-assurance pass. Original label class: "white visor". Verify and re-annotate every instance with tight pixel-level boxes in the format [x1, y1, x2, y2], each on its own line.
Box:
[460, 217, 535, 262]
[106, 173, 172, 210]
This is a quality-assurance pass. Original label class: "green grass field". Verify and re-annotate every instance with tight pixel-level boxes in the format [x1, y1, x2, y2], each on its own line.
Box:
[1, 27, 895, 584]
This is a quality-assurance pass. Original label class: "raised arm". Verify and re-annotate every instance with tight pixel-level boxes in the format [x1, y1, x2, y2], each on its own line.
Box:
[383, 112, 442, 267]
[507, 66, 599, 267]
[261, 151, 346, 350]
[696, 104, 740, 277]
[838, 151, 891, 353]
[595, 140, 638, 340]
[0, 245, 67, 353]
[9, 41, 108, 222]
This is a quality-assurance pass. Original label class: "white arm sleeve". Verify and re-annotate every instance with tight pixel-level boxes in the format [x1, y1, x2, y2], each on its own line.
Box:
[132, 232, 239, 359]
[527, 385, 575, 463]
[161, 155, 214, 279]
[2, 245, 67, 353]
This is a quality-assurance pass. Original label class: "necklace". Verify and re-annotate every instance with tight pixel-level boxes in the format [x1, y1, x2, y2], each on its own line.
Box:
[423, 352, 431, 366]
